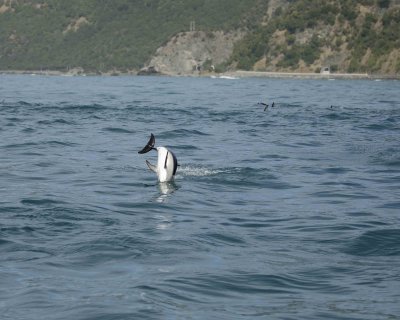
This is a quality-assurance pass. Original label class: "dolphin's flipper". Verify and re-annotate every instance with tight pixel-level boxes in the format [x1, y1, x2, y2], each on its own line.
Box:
[146, 160, 157, 173]
[138, 133, 155, 154]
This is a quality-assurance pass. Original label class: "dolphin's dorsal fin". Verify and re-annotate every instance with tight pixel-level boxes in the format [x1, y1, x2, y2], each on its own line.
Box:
[138, 133, 155, 154]
[146, 160, 157, 173]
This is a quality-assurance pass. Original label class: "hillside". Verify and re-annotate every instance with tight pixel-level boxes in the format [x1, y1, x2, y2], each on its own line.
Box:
[0, 0, 266, 73]
[0, 0, 399, 75]
[230, 0, 400, 75]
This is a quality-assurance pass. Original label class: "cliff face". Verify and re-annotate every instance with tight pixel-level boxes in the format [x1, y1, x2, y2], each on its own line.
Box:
[144, 31, 243, 75]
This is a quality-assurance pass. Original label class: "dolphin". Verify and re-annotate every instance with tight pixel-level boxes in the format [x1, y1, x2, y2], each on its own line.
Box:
[138, 133, 178, 182]
[258, 102, 268, 111]
[258, 102, 273, 111]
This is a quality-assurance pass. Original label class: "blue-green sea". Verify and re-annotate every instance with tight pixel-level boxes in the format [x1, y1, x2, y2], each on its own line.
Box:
[1, 74, 400, 319]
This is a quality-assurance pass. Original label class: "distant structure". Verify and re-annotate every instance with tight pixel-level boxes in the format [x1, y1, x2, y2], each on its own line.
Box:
[321, 66, 331, 75]
[190, 20, 196, 32]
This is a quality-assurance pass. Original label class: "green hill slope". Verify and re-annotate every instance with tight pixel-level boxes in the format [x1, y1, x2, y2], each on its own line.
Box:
[0, 0, 266, 72]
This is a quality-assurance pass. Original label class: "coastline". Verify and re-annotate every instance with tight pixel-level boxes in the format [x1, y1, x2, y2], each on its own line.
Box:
[223, 70, 400, 80]
[1, 69, 398, 80]
[226, 70, 374, 80]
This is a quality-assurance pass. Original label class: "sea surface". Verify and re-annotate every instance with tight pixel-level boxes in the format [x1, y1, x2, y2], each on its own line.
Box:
[1, 74, 400, 320]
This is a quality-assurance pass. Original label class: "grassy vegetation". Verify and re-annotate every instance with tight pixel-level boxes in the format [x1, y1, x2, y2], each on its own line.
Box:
[348, 8, 400, 72]
[0, 0, 266, 72]
[231, 0, 400, 73]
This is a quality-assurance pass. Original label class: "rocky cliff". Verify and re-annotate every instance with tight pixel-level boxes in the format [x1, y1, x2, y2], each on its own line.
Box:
[142, 31, 243, 75]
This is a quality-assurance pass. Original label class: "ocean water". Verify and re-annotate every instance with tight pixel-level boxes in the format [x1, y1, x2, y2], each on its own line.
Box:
[0, 74, 399, 320]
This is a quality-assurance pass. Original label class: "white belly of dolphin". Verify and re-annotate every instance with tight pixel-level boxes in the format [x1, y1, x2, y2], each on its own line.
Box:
[156, 147, 177, 182]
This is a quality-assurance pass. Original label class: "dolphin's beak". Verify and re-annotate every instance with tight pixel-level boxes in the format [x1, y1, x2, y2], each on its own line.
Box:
[138, 133, 156, 154]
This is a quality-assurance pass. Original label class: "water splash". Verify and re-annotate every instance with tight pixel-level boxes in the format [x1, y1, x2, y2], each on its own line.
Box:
[177, 165, 227, 177]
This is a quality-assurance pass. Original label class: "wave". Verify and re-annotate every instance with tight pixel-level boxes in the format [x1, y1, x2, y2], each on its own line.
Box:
[371, 147, 400, 167]
[47, 140, 78, 147]
[5, 117, 24, 123]
[3, 141, 39, 149]
[160, 272, 348, 301]
[197, 232, 246, 246]
[3, 140, 77, 149]
[161, 129, 210, 138]
[59, 103, 109, 112]
[37, 119, 75, 125]
[343, 229, 400, 256]
[20, 198, 67, 206]
[102, 127, 135, 134]
[15, 101, 44, 107]
[169, 144, 199, 151]
[380, 201, 400, 209]
[211, 75, 239, 80]
[321, 112, 353, 121]
[21, 127, 36, 133]
[361, 123, 392, 131]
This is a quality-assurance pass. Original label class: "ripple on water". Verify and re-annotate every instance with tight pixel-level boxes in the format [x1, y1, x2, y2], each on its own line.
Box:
[161, 129, 210, 138]
[102, 127, 135, 134]
[20, 198, 67, 206]
[343, 229, 400, 256]
[159, 272, 349, 303]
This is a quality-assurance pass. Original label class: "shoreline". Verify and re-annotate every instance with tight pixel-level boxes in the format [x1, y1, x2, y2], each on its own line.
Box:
[225, 70, 400, 80]
[227, 70, 373, 80]
[0, 69, 398, 80]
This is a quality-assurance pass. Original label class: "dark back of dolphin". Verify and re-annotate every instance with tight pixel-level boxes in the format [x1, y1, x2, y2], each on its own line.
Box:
[171, 150, 178, 175]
